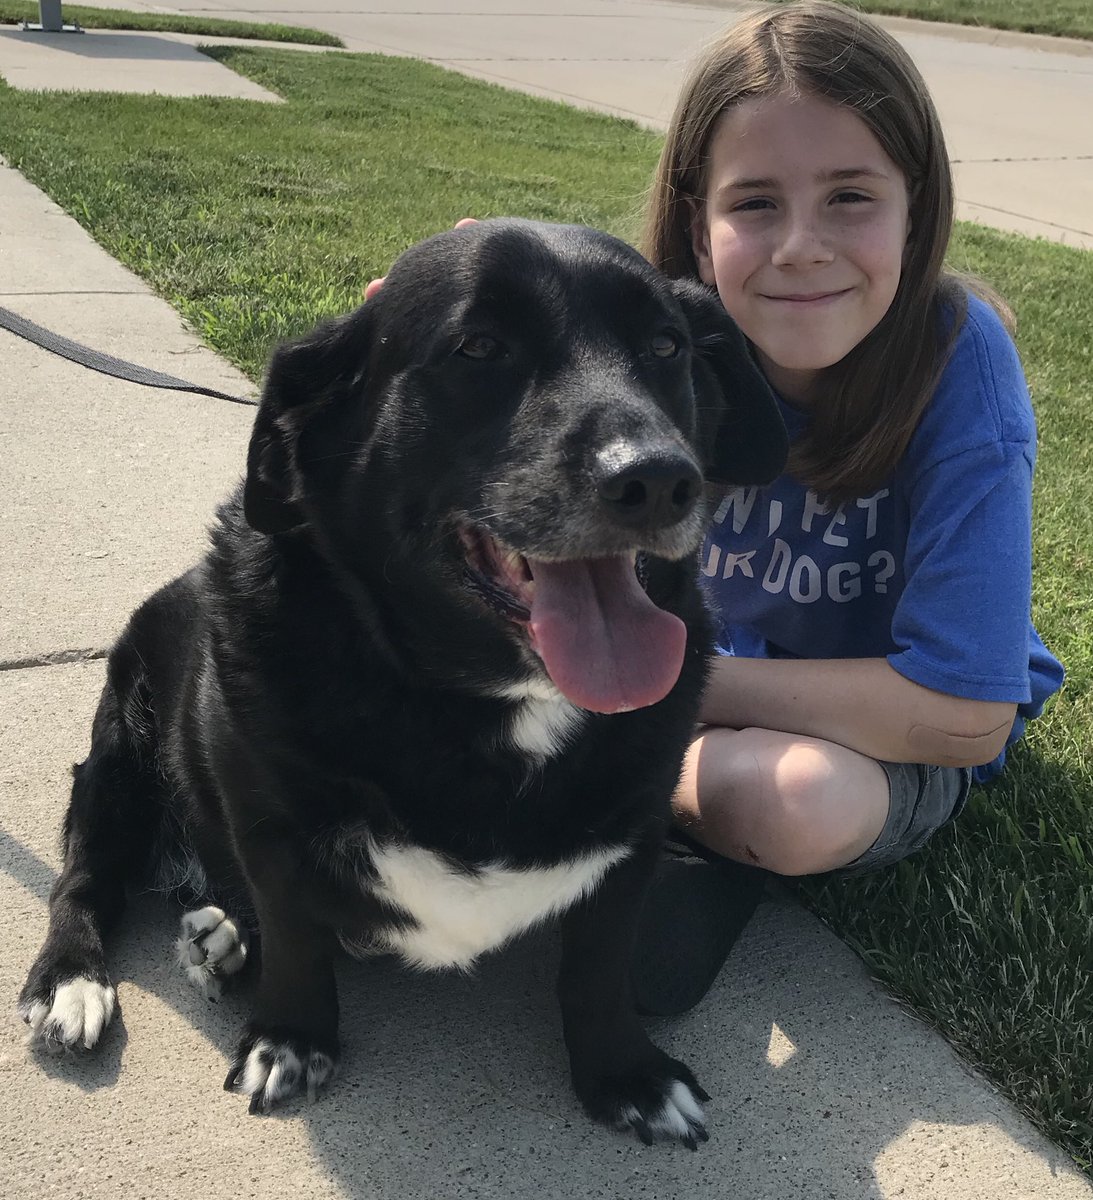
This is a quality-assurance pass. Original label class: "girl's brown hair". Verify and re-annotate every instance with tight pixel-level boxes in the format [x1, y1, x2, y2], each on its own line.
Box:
[644, 0, 1011, 504]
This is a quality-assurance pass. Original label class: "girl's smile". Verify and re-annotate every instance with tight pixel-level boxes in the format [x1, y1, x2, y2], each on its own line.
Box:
[762, 289, 853, 304]
[690, 89, 912, 404]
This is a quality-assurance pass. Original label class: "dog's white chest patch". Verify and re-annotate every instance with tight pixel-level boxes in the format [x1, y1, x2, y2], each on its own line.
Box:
[358, 840, 629, 971]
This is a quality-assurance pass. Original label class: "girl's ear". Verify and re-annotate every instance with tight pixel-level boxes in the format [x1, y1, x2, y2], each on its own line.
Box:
[687, 199, 718, 288]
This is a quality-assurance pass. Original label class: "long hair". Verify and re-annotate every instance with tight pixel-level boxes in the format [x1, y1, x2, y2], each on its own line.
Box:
[643, 0, 1011, 504]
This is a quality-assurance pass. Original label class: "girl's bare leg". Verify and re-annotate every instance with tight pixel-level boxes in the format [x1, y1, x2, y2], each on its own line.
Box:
[673, 727, 891, 876]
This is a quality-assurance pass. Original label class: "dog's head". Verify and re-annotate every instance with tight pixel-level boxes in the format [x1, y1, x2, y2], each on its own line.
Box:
[244, 220, 786, 712]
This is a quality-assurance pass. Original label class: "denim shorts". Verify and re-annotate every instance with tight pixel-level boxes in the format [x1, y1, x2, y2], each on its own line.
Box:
[840, 761, 972, 875]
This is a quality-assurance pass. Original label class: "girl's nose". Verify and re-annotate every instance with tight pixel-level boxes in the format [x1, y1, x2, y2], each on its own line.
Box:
[771, 214, 835, 268]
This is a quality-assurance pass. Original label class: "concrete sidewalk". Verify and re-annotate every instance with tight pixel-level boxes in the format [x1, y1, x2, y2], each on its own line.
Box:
[1, 2, 1092, 1196]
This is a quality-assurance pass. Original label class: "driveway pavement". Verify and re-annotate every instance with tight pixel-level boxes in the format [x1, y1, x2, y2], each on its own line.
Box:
[1, 3, 1091, 1197]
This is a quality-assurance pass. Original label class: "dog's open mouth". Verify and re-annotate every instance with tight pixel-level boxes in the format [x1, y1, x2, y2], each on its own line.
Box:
[459, 525, 687, 715]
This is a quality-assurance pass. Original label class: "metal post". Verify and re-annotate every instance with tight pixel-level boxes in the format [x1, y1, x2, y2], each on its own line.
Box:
[21, 0, 83, 32]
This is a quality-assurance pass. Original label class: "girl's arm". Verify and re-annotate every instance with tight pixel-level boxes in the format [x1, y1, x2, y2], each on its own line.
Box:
[699, 653, 1017, 768]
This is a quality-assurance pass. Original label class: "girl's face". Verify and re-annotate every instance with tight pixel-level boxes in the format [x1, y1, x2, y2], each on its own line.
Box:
[690, 90, 912, 404]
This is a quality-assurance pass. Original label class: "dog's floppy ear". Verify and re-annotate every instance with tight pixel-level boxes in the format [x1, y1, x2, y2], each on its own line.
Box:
[671, 279, 789, 486]
[244, 310, 366, 534]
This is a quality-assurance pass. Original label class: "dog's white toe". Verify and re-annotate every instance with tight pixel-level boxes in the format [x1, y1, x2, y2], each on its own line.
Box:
[617, 1078, 708, 1146]
[177, 906, 248, 997]
[235, 1038, 336, 1110]
[647, 1079, 707, 1141]
[21, 976, 116, 1051]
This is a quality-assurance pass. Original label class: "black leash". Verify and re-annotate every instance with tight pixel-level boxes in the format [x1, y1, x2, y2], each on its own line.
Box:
[0, 303, 257, 407]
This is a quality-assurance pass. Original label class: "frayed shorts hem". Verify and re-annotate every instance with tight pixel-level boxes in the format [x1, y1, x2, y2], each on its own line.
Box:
[838, 761, 972, 876]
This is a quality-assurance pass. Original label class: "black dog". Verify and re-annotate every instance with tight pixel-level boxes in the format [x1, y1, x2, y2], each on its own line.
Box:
[19, 220, 786, 1147]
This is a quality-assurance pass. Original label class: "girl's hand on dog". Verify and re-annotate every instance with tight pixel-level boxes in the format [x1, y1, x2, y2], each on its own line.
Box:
[365, 218, 479, 298]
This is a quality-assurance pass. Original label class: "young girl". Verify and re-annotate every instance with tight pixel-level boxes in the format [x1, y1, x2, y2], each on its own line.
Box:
[631, 0, 1064, 1015]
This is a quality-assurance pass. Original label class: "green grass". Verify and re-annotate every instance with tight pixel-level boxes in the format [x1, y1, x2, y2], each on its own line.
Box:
[0, 47, 660, 376]
[0, 1, 343, 46]
[837, 0, 1093, 40]
[676, 0, 1093, 41]
[1, 45, 1092, 1173]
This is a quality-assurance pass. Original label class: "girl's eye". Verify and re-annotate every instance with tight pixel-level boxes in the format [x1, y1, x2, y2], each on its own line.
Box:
[457, 334, 503, 360]
[833, 191, 871, 204]
[651, 332, 680, 358]
[733, 197, 775, 213]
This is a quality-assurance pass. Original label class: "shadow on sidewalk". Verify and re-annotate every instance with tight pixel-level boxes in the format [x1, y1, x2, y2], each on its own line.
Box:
[4, 838, 1070, 1197]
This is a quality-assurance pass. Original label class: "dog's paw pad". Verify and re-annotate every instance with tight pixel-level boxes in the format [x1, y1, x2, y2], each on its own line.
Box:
[20, 976, 116, 1052]
[177, 906, 248, 998]
[616, 1078, 709, 1149]
[225, 1036, 336, 1113]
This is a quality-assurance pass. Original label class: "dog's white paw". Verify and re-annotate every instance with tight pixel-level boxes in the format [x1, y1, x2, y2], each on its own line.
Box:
[616, 1078, 708, 1148]
[575, 1050, 710, 1149]
[225, 1035, 337, 1114]
[177, 906, 248, 998]
[20, 976, 117, 1051]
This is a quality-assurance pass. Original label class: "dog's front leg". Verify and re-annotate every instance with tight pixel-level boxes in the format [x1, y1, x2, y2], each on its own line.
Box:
[558, 838, 709, 1148]
[223, 831, 339, 1114]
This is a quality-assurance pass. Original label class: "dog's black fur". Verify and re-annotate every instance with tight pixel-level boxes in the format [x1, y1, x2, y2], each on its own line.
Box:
[19, 220, 786, 1146]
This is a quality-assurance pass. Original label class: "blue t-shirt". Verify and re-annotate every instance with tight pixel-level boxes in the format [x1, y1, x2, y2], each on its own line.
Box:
[702, 293, 1064, 783]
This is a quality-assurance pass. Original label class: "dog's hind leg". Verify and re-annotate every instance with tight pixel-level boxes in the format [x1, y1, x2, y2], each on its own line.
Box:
[18, 679, 162, 1052]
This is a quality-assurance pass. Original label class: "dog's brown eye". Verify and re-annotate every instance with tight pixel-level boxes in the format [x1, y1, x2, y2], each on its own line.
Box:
[651, 333, 679, 358]
[458, 335, 501, 360]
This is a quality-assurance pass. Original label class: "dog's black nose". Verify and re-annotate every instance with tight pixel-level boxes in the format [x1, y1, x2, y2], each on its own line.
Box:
[594, 444, 702, 529]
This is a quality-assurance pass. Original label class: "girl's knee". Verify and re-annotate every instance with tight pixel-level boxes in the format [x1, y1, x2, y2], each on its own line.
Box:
[684, 729, 888, 876]
[740, 747, 841, 875]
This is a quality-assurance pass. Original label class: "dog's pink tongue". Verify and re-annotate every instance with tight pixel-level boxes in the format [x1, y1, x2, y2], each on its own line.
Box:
[526, 556, 686, 714]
